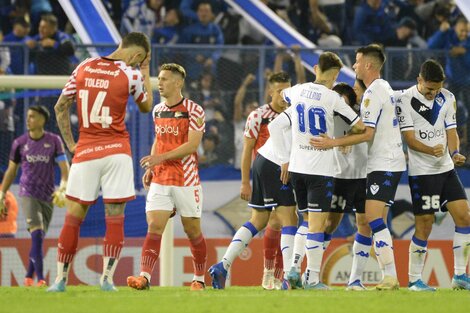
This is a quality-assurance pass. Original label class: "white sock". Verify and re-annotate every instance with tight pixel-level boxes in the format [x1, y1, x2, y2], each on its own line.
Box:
[348, 233, 372, 285]
[193, 274, 205, 282]
[101, 257, 119, 285]
[140, 271, 151, 282]
[55, 262, 70, 284]
[373, 228, 396, 278]
[453, 228, 470, 276]
[408, 236, 427, 283]
[281, 226, 296, 279]
[222, 222, 258, 270]
[292, 221, 308, 271]
[305, 233, 324, 285]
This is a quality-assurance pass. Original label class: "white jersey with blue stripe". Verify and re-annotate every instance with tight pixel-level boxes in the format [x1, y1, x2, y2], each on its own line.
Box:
[273, 82, 359, 177]
[396, 85, 456, 176]
[360, 79, 406, 173]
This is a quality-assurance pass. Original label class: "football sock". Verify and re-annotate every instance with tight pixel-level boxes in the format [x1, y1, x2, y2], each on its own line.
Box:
[101, 215, 125, 285]
[305, 232, 324, 285]
[264, 226, 281, 270]
[280, 226, 296, 279]
[348, 233, 372, 285]
[189, 234, 207, 282]
[408, 235, 427, 283]
[453, 226, 470, 275]
[274, 244, 283, 280]
[222, 222, 258, 270]
[140, 232, 162, 282]
[30, 229, 45, 281]
[56, 213, 83, 283]
[370, 218, 396, 278]
[292, 221, 308, 271]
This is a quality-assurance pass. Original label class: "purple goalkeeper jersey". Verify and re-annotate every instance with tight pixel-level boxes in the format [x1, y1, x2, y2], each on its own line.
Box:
[9, 132, 66, 202]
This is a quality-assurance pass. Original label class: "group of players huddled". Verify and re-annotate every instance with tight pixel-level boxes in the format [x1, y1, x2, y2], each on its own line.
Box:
[1, 31, 469, 292]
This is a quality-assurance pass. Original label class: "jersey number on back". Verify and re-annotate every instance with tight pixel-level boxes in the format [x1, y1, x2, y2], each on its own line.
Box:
[79, 90, 113, 128]
[296, 103, 327, 135]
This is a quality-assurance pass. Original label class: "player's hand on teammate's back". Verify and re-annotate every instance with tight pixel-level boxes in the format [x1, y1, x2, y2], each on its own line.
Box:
[310, 134, 334, 150]
[339, 145, 352, 155]
[452, 153, 466, 166]
[142, 169, 153, 190]
[140, 154, 165, 169]
[280, 163, 290, 185]
[240, 182, 252, 201]
[431, 144, 445, 157]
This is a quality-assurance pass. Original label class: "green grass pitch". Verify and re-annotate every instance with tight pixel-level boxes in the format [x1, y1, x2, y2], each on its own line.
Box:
[1, 286, 469, 313]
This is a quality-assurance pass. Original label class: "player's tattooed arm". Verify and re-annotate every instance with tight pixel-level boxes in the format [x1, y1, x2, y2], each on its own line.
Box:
[55, 94, 76, 153]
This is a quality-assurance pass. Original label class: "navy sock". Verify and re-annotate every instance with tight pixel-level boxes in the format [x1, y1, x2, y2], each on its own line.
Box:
[26, 260, 34, 279]
[30, 230, 45, 280]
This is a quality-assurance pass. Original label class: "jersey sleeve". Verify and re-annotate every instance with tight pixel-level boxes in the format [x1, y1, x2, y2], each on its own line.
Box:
[53, 134, 67, 163]
[129, 69, 148, 104]
[268, 107, 292, 163]
[189, 102, 205, 132]
[62, 64, 80, 98]
[396, 94, 414, 132]
[360, 87, 383, 128]
[243, 109, 262, 139]
[333, 95, 360, 126]
[281, 85, 297, 106]
[9, 138, 21, 164]
[444, 92, 457, 130]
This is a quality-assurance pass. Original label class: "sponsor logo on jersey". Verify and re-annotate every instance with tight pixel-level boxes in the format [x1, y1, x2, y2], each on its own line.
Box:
[84, 66, 120, 77]
[155, 125, 179, 136]
[26, 154, 50, 163]
[418, 128, 445, 141]
[418, 105, 429, 112]
[363, 98, 370, 108]
[175, 111, 183, 118]
[370, 183, 379, 195]
[44, 143, 51, 148]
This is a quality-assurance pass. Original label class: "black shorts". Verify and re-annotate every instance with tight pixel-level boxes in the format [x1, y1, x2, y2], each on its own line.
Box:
[366, 171, 403, 206]
[249, 154, 296, 211]
[330, 178, 366, 214]
[409, 169, 467, 215]
[291, 172, 333, 213]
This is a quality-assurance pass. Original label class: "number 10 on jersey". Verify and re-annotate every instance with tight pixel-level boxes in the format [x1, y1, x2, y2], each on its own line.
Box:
[79, 90, 113, 128]
[296, 103, 327, 135]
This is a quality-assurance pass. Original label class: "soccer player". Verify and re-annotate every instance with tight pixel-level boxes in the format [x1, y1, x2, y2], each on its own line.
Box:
[209, 72, 297, 290]
[47, 32, 153, 292]
[0, 105, 69, 287]
[127, 63, 207, 291]
[311, 44, 407, 290]
[269, 52, 365, 289]
[396, 59, 470, 291]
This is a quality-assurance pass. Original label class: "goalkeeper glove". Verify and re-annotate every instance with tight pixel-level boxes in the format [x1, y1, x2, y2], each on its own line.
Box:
[52, 181, 67, 208]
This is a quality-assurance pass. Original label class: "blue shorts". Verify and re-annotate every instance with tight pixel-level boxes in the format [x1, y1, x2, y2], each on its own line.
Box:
[409, 169, 467, 215]
[330, 178, 366, 214]
[291, 172, 333, 213]
[366, 171, 403, 206]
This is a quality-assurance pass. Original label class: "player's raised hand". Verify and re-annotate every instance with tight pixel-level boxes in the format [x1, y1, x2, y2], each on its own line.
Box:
[240, 182, 252, 201]
[452, 153, 466, 166]
[310, 134, 334, 150]
[140, 154, 165, 169]
[140, 52, 151, 71]
[431, 144, 445, 157]
[142, 169, 153, 190]
[280, 162, 290, 185]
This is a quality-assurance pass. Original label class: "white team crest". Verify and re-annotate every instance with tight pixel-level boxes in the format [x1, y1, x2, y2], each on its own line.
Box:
[44, 143, 51, 148]
[370, 183, 380, 195]
[175, 111, 183, 118]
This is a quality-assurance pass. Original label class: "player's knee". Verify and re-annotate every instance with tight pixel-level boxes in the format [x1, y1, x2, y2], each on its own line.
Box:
[147, 219, 165, 235]
[455, 211, 470, 227]
[415, 215, 434, 238]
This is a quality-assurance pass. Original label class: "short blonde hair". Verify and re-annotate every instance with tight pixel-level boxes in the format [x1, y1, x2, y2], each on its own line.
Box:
[160, 63, 186, 79]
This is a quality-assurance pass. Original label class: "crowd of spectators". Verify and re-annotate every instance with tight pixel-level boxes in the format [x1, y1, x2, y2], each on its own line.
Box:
[0, 0, 470, 168]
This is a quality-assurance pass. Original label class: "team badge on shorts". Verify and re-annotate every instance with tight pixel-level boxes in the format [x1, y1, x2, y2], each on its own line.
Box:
[370, 183, 380, 195]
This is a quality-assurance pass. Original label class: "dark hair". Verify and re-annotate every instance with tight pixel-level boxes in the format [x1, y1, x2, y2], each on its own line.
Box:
[318, 52, 343, 72]
[13, 16, 30, 28]
[420, 59, 445, 82]
[268, 71, 291, 84]
[28, 105, 50, 123]
[40, 13, 58, 29]
[356, 78, 367, 91]
[397, 17, 416, 31]
[121, 32, 150, 54]
[160, 63, 186, 79]
[356, 44, 386, 67]
[204, 132, 219, 145]
[333, 83, 356, 108]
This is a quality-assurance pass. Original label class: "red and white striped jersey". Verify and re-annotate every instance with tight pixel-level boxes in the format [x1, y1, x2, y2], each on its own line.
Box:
[244, 104, 281, 156]
[62, 57, 148, 163]
[151, 98, 205, 186]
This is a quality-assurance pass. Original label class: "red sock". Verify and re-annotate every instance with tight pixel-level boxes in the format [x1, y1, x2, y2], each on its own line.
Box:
[140, 233, 162, 274]
[57, 213, 83, 263]
[103, 215, 124, 258]
[189, 234, 207, 276]
[263, 226, 281, 270]
[274, 245, 283, 279]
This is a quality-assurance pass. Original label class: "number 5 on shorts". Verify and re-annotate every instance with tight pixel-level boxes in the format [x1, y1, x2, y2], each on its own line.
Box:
[194, 189, 200, 203]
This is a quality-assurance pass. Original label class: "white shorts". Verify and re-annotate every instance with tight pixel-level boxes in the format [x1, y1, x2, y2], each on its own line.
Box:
[146, 183, 203, 218]
[66, 154, 135, 204]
